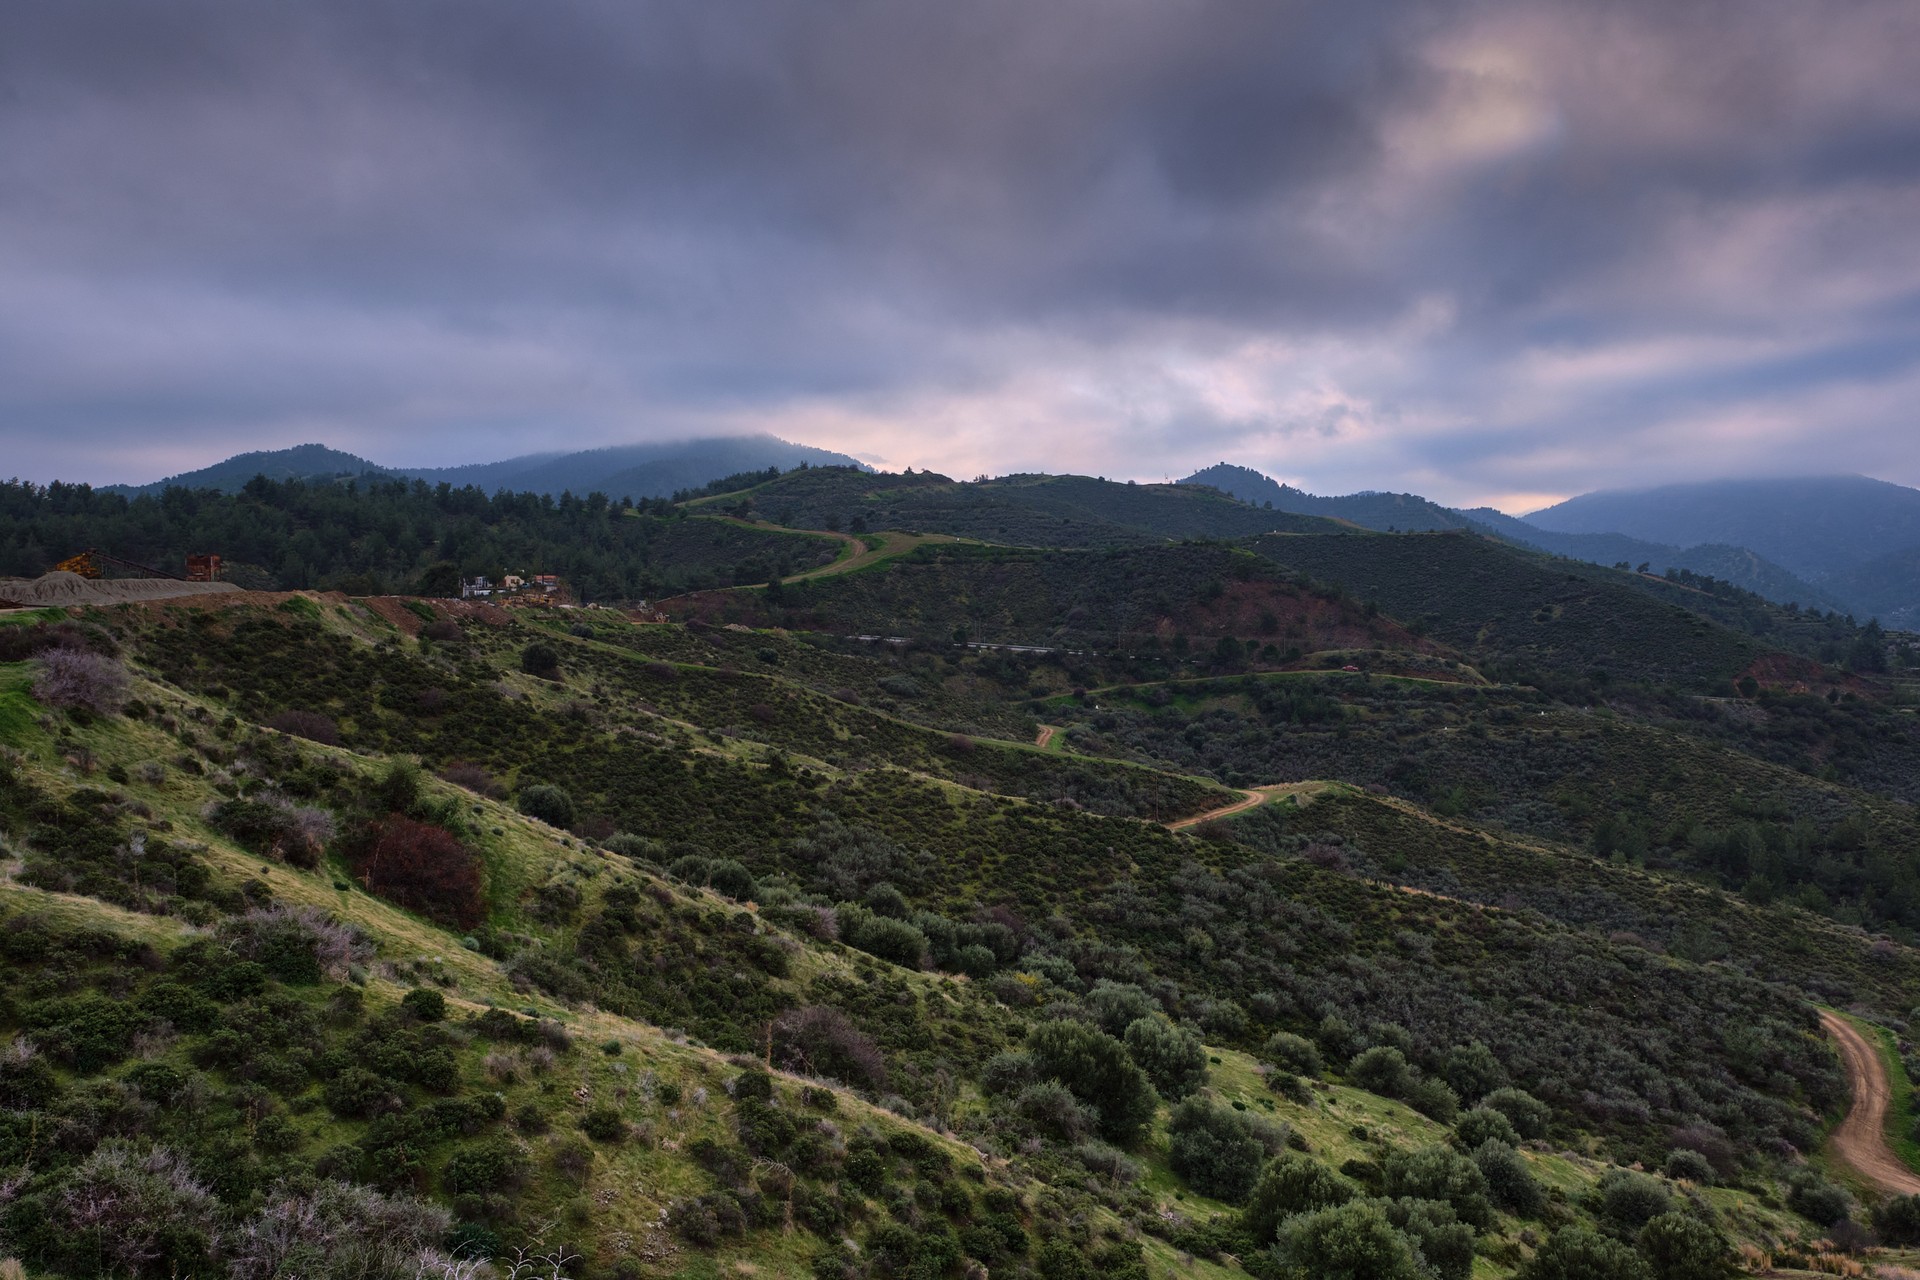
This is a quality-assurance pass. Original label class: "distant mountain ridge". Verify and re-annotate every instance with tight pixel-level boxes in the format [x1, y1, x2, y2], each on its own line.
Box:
[104, 443, 388, 496]
[102, 434, 865, 502]
[1525, 474, 1920, 627]
[395, 435, 867, 499]
[1182, 462, 1857, 616]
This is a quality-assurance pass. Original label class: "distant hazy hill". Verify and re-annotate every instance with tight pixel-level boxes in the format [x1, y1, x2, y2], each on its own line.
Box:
[102, 435, 865, 503]
[1186, 462, 1849, 613]
[1182, 462, 1475, 532]
[1526, 474, 1920, 626]
[1460, 507, 1848, 614]
[104, 443, 389, 495]
[1526, 475, 1920, 577]
[396, 435, 865, 500]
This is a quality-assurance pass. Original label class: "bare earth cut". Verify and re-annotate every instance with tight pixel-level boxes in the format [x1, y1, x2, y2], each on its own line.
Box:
[1819, 1008, 1920, 1196]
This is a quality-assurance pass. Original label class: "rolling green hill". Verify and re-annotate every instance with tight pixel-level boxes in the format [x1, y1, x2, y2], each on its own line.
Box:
[701, 467, 1340, 548]
[2, 470, 1919, 1277]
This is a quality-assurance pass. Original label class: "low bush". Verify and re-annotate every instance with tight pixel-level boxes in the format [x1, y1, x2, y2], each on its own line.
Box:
[1262, 1031, 1324, 1077]
[516, 784, 577, 829]
[1454, 1107, 1520, 1151]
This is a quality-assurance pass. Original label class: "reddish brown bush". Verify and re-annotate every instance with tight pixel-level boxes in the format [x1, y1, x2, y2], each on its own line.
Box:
[437, 761, 502, 798]
[267, 709, 341, 746]
[772, 1006, 887, 1091]
[347, 816, 484, 930]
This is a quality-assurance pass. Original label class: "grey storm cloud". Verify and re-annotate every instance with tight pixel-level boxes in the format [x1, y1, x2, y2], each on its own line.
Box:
[4, 0, 1919, 506]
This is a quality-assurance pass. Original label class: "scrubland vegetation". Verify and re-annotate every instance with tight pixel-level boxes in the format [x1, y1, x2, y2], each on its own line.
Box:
[1, 469, 1918, 1277]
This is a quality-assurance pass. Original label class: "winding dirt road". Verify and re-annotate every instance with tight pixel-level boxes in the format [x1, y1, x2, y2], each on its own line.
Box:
[1034, 725, 1056, 750]
[1819, 1009, 1920, 1196]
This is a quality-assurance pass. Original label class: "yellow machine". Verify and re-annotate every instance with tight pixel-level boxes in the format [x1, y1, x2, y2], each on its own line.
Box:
[54, 550, 102, 579]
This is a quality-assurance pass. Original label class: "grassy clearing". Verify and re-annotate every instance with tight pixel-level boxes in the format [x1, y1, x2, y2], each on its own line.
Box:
[0, 660, 37, 746]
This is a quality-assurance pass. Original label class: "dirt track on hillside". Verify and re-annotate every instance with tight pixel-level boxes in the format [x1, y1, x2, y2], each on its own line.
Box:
[1819, 1009, 1920, 1196]
[1166, 788, 1269, 831]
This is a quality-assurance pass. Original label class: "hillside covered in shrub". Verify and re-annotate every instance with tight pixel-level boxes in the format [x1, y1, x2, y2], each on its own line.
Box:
[2, 465, 1919, 1278]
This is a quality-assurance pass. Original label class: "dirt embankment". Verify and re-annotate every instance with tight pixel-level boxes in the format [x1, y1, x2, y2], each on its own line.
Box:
[0, 571, 241, 607]
[1819, 1009, 1920, 1197]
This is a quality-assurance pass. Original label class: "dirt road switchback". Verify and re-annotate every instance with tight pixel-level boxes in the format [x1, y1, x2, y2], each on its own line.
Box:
[1819, 1009, 1920, 1196]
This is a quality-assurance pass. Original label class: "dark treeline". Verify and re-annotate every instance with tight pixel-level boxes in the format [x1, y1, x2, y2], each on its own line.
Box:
[0, 476, 825, 601]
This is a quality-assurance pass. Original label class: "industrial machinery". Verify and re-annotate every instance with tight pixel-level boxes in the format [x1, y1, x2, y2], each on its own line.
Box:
[52, 549, 218, 582]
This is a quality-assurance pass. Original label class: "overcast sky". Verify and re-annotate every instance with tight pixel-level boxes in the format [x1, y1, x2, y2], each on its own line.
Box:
[5, 1, 1919, 509]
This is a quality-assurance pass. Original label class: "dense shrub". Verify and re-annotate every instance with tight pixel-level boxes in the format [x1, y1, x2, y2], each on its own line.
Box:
[1590, 1170, 1675, 1233]
[1662, 1149, 1715, 1184]
[1262, 1031, 1324, 1077]
[1380, 1145, 1492, 1230]
[1637, 1212, 1736, 1280]
[41, 1143, 219, 1278]
[1441, 1041, 1508, 1103]
[1404, 1076, 1460, 1124]
[218, 906, 368, 984]
[1454, 1107, 1520, 1151]
[1122, 1016, 1207, 1100]
[1085, 980, 1160, 1037]
[1785, 1171, 1851, 1226]
[226, 1180, 452, 1280]
[1025, 1019, 1158, 1145]
[516, 784, 577, 829]
[346, 816, 485, 930]
[1241, 1153, 1355, 1244]
[401, 988, 447, 1022]
[1482, 1087, 1550, 1140]
[1470, 1139, 1544, 1216]
[1385, 1198, 1475, 1280]
[1166, 1096, 1267, 1202]
[1348, 1045, 1413, 1097]
[1516, 1226, 1651, 1280]
[441, 1137, 529, 1194]
[842, 914, 929, 969]
[1878, 1194, 1920, 1246]
[580, 1107, 626, 1142]
[1271, 1200, 1426, 1280]
[1015, 1081, 1097, 1141]
[520, 643, 561, 679]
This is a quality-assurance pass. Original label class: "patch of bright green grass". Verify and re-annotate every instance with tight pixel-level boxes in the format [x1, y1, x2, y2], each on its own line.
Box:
[0, 662, 38, 746]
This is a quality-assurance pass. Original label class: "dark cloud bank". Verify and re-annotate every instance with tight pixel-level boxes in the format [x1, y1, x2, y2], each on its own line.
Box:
[5, 0, 1919, 507]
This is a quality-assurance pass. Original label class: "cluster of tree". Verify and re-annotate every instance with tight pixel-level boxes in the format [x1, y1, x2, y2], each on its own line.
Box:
[0, 475, 833, 601]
